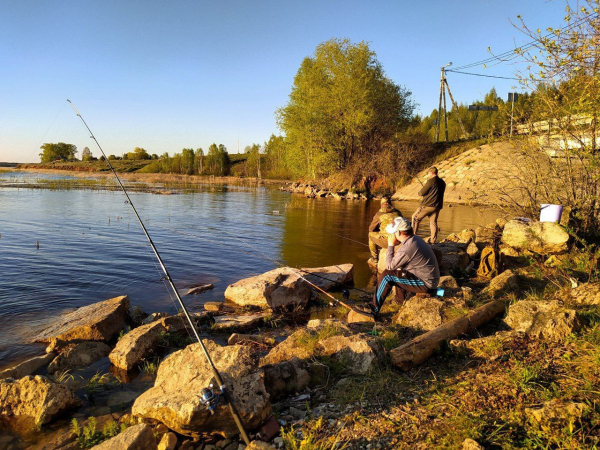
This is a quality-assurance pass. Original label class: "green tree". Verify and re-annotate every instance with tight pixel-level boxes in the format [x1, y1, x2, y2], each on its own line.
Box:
[124, 147, 151, 160]
[195, 148, 204, 174]
[81, 147, 93, 161]
[39, 142, 77, 162]
[181, 148, 195, 175]
[264, 134, 288, 178]
[245, 143, 262, 178]
[205, 143, 230, 176]
[276, 38, 414, 178]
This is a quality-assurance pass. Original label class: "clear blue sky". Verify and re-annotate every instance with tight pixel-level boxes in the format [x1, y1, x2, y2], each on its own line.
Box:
[0, 0, 566, 162]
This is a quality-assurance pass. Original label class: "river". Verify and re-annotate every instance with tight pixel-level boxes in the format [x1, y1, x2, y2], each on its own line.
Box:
[0, 171, 500, 368]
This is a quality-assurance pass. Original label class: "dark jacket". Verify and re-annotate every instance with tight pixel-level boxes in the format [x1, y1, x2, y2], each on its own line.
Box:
[418, 176, 446, 209]
[369, 206, 402, 233]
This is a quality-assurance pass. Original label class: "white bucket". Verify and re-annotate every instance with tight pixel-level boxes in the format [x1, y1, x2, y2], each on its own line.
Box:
[540, 204, 563, 223]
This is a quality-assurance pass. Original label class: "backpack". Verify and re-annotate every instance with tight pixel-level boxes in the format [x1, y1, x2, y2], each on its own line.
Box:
[477, 246, 502, 278]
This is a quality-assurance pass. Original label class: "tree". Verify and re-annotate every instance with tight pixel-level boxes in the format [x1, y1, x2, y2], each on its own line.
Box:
[264, 134, 288, 178]
[39, 142, 77, 162]
[245, 143, 262, 178]
[181, 148, 195, 175]
[276, 38, 414, 178]
[205, 143, 230, 176]
[81, 147, 93, 161]
[498, 1, 600, 233]
[124, 147, 151, 160]
[196, 148, 204, 174]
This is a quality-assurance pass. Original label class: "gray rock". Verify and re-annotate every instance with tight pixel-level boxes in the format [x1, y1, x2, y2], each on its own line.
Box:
[109, 320, 166, 371]
[261, 320, 377, 375]
[482, 270, 518, 299]
[502, 220, 570, 254]
[212, 313, 268, 332]
[0, 353, 55, 379]
[394, 297, 444, 331]
[187, 284, 215, 295]
[438, 275, 459, 289]
[35, 296, 129, 344]
[462, 438, 485, 450]
[262, 358, 310, 401]
[48, 341, 111, 374]
[504, 300, 580, 342]
[132, 341, 271, 438]
[129, 306, 148, 327]
[570, 283, 600, 306]
[224, 265, 353, 309]
[431, 242, 470, 274]
[91, 424, 157, 449]
[0, 375, 81, 425]
[526, 400, 589, 427]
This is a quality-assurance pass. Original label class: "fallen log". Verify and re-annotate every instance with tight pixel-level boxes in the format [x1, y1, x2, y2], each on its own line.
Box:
[389, 300, 505, 371]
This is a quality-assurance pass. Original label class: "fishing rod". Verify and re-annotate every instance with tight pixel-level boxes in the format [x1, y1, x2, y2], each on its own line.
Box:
[153, 224, 371, 305]
[183, 223, 373, 297]
[66, 100, 250, 444]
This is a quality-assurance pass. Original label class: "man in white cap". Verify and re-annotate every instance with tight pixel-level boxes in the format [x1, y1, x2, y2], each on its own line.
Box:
[368, 216, 440, 316]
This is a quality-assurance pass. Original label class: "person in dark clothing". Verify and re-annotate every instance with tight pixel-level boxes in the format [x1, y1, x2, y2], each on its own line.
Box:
[368, 197, 402, 264]
[369, 216, 440, 316]
[412, 166, 446, 244]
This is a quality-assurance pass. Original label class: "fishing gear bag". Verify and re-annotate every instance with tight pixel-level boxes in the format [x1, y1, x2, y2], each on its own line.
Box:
[477, 246, 503, 278]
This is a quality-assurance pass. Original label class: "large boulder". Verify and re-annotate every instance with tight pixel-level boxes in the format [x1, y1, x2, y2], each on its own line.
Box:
[0, 354, 55, 379]
[48, 341, 111, 374]
[132, 341, 270, 438]
[109, 321, 166, 371]
[482, 270, 519, 299]
[394, 297, 445, 331]
[91, 424, 157, 450]
[35, 296, 129, 344]
[0, 376, 81, 425]
[224, 265, 353, 309]
[502, 220, 570, 254]
[504, 300, 580, 342]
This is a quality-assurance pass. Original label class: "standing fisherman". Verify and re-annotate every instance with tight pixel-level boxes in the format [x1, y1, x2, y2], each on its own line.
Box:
[368, 217, 440, 317]
[412, 166, 446, 244]
[368, 197, 402, 266]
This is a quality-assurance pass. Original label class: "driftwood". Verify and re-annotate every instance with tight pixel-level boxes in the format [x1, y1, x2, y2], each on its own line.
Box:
[389, 300, 505, 371]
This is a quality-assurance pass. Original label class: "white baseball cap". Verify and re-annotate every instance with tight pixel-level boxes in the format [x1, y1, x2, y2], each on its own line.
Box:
[385, 217, 412, 234]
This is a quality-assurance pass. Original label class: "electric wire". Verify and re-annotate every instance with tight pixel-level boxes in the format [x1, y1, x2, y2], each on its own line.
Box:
[451, 12, 598, 71]
[66, 100, 250, 444]
[446, 70, 520, 81]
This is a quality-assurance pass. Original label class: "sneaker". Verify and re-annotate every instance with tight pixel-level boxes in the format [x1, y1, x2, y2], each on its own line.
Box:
[367, 303, 380, 317]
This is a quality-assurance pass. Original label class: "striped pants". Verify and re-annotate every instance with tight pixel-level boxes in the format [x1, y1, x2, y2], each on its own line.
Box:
[372, 269, 429, 311]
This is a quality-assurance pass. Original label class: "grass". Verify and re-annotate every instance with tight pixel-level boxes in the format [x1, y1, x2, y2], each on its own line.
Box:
[140, 358, 160, 375]
[71, 417, 126, 448]
[281, 417, 348, 450]
[83, 371, 121, 394]
[294, 322, 344, 355]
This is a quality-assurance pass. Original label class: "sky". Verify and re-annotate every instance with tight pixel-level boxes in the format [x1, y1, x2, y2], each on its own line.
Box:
[0, 0, 568, 163]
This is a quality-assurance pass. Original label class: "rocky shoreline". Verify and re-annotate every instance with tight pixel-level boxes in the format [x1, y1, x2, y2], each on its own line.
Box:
[2, 217, 599, 449]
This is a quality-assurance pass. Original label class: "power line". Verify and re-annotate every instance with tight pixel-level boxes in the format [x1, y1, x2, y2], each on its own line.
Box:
[446, 70, 520, 81]
[452, 12, 598, 71]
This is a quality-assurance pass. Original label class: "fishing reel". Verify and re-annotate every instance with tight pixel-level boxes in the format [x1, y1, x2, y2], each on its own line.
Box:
[342, 289, 350, 301]
[200, 384, 222, 415]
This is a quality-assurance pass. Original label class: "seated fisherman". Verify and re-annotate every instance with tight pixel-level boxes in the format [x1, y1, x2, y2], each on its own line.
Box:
[369, 217, 440, 316]
[368, 197, 401, 265]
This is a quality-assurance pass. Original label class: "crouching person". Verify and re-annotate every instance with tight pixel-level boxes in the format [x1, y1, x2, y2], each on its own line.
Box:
[369, 217, 440, 317]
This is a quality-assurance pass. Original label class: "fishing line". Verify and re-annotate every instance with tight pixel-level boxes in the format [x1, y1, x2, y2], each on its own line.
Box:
[66, 100, 250, 444]
[153, 224, 372, 297]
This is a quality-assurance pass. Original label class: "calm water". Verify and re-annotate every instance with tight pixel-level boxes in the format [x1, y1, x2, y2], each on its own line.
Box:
[0, 171, 499, 368]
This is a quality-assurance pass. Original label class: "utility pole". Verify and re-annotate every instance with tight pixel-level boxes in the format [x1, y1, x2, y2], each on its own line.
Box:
[508, 89, 519, 139]
[436, 62, 452, 142]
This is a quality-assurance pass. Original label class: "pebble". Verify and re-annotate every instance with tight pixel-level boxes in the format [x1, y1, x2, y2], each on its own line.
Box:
[180, 441, 194, 450]
[224, 442, 239, 450]
[217, 439, 232, 448]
